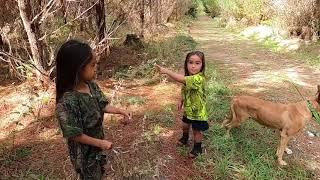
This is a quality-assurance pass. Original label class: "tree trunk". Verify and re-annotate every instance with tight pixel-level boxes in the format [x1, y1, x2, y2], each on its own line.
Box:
[95, 0, 106, 42]
[95, 0, 110, 61]
[140, 0, 145, 37]
[59, 0, 67, 24]
[18, 0, 46, 80]
[0, 34, 3, 49]
[29, 0, 48, 70]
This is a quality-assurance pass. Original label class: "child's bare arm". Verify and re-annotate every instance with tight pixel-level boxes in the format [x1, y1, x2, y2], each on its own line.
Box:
[104, 105, 131, 119]
[155, 64, 185, 84]
[71, 134, 112, 150]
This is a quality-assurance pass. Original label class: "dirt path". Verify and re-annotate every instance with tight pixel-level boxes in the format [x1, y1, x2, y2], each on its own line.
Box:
[190, 16, 320, 174]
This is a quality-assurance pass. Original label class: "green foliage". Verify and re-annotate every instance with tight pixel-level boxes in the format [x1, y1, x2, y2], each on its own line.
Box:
[205, 64, 232, 122]
[143, 124, 164, 142]
[202, 0, 221, 18]
[146, 35, 197, 62]
[177, 146, 190, 157]
[121, 96, 146, 106]
[114, 59, 158, 80]
[186, 0, 200, 18]
[202, 0, 268, 24]
[145, 104, 175, 127]
[15, 147, 32, 159]
[115, 35, 197, 79]
[294, 42, 320, 68]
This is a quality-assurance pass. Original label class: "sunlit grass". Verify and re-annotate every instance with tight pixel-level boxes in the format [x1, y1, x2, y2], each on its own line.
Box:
[194, 61, 313, 179]
[120, 95, 146, 106]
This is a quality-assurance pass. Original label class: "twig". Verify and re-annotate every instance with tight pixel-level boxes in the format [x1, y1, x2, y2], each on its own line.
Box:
[31, 0, 56, 24]
[39, 0, 99, 41]
[0, 50, 48, 77]
[106, 2, 139, 38]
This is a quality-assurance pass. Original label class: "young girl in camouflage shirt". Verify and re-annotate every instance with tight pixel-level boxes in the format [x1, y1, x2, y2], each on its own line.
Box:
[55, 40, 131, 179]
[156, 51, 208, 158]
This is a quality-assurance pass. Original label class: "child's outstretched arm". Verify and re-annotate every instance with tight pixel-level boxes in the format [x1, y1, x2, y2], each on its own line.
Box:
[155, 64, 185, 84]
[104, 105, 131, 119]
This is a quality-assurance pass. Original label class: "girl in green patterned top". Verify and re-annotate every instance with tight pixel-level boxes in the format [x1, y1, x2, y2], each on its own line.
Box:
[55, 40, 131, 179]
[156, 51, 208, 158]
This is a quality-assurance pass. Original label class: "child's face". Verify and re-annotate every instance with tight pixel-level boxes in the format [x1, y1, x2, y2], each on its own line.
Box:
[187, 55, 202, 75]
[80, 54, 97, 81]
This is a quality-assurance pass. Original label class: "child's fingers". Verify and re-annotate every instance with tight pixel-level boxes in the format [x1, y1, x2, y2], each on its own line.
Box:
[155, 64, 163, 71]
[155, 65, 160, 71]
[100, 140, 112, 150]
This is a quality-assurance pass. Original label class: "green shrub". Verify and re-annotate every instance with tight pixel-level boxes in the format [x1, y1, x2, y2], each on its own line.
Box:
[115, 35, 197, 79]
[202, 0, 270, 24]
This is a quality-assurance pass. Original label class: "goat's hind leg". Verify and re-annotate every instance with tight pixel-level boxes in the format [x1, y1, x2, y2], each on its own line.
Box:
[222, 103, 235, 128]
[277, 130, 291, 166]
[223, 103, 237, 137]
[221, 118, 231, 127]
[224, 113, 246, 137]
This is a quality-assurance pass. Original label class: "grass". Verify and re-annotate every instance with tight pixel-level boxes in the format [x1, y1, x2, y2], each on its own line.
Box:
[177, 146, 190, 157]
[294, 44, 320, 67]
[114, 34, 197, 81]
[206, 63, 233, 122]
[120, 95, 147, 106]
[145, 104, 176, 127]
[240, 27, 320, 67]
[259, 38, 320, 68]
[193, 60, 313, 179]
[15, 147, 32, 159]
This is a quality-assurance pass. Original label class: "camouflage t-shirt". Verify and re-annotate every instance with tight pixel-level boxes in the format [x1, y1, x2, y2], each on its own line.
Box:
[56, 81, 109, 174]
[182, 73, 208, 121]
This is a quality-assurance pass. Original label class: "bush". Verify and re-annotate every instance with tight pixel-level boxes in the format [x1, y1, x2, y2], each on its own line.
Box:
[276, 0, 319, 39]
[186, 0, 199, 18]
[146, 35, 197, 63]
[202, 0, 221, 18]
[202, 0, 272, 25]
[115, 35, 197, 79]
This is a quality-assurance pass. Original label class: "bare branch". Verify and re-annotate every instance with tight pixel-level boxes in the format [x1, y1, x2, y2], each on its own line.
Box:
[31, 0, 56, 24]
[106, 1, 139, 37]
[39, 0, 100, 41]
[0, 51, 27, 79]
[0, 50, 49, 77]
[38, 0, 58, 25]
[0, 56, 10, 63]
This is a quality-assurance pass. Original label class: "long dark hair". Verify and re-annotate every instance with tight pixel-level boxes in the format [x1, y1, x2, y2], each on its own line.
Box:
[184, 51, 205, 76]
[55, 40, 93, 102]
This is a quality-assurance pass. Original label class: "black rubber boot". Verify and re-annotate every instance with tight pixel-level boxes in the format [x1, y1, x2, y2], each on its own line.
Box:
[189, 142, 202, 158]
[177, 132, 189, 146]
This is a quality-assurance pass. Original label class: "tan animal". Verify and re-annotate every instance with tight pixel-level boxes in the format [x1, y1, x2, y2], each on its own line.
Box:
[222, 86, 320, 166]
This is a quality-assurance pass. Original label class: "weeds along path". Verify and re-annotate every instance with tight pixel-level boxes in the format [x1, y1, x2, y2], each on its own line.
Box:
[190, 16, 320, 174]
